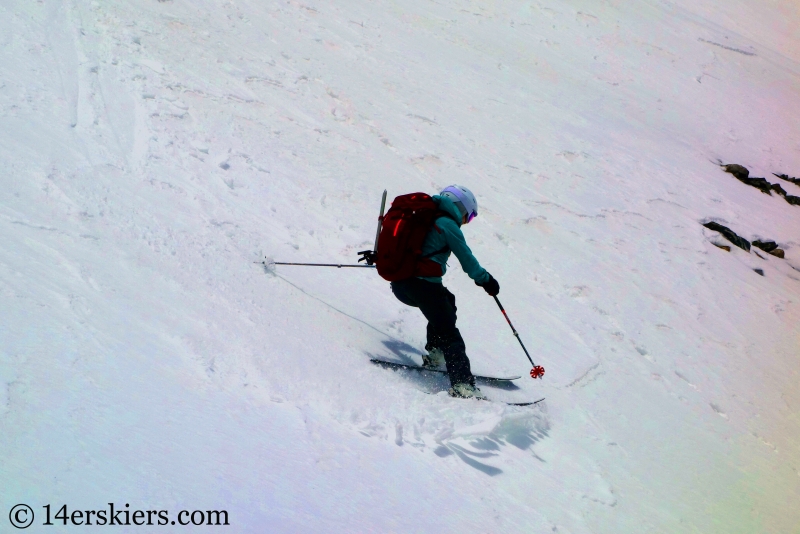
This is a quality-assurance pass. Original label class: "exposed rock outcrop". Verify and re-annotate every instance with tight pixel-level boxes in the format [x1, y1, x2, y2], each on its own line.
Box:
[752, 240, 785, 258]
[773, 173, 800, 186]
[721, 164, 772, 194]
[771, 183, 787, 196]
[752, 240, 778, 253]
[702, 222, 750, 252]
[705, 164, 795, 271]
[723, 164, 750, 180]
[720, 164, 800, 205]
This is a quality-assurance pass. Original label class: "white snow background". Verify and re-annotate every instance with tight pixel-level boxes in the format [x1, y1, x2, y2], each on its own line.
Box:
[2, 0, 799, 532]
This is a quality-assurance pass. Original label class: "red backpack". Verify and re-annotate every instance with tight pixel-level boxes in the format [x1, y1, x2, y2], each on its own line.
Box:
[375, 193, 448, 281]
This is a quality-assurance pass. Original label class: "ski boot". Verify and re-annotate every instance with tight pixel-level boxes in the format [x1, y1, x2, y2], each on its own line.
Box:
[421, 347, 446, 370]
[448, 382, 487, 400]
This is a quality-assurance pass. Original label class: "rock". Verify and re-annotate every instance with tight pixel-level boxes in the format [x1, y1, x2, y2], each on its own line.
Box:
[739, 176, 774, 195]
[702, 222, 751, 252]
[771, 183, 787, 196]
[713, 243, 731, 252]
[753, 268, 765, 276]
[721, 165, 798, 196]
[723, 164, 749, 180]
[752, 240, 779, 253]
[773, 173, 800, 186]
[752, 240, 786, 260]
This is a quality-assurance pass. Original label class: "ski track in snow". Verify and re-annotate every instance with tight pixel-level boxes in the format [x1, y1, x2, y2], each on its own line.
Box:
[1, 0, 799, 532]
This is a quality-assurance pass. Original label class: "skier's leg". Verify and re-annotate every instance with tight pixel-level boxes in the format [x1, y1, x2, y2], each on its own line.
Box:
[434, 286, 474, 384]
[395, 278, 443, 350]
[438, 329, 473, 386]
[390, 280, 419, 308]
[425, 287, 456, 350]
[393, 279, 444, 365]
[399, 279, 474, 386]
[395, 279, 447, 367]
[425, 323, 442, 352]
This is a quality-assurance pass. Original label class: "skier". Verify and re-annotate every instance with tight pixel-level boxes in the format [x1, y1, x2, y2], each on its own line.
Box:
[389, 185, 499, 399]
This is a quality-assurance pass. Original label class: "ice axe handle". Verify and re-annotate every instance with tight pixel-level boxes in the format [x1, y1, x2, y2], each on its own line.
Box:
[373, 189, 388, 253]
[360, 189, 387, 266]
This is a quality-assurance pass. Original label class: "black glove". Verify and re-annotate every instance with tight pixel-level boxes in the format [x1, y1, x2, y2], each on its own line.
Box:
[478, 274, 500, 296]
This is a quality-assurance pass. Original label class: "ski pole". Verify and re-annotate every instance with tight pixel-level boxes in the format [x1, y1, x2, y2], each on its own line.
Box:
[493, 296, 545, 379]
[257, 260, 376, 269]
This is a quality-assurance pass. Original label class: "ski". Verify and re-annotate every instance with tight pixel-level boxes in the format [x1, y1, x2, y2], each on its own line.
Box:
[422, 390, 545, 407]
[503, 398, 545, 407]
[370, 358, 521, 381]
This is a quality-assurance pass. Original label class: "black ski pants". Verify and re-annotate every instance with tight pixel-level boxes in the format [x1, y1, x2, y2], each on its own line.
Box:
[390, 277, 474, 386]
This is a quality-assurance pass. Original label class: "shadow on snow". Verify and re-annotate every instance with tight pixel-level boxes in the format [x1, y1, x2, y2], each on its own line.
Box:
[368, 341, 548, 477]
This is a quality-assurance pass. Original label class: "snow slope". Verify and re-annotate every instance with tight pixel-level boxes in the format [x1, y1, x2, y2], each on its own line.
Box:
[2, 0, 799, 531]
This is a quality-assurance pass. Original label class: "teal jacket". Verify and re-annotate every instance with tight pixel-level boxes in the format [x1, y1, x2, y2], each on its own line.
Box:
[418, 195, 490, 285]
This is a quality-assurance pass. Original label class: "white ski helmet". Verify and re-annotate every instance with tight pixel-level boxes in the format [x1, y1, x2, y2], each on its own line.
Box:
[441, 184, 478, 223]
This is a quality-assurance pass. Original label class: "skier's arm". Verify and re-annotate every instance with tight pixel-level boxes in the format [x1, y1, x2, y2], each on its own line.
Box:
[440, 219, 490, 284]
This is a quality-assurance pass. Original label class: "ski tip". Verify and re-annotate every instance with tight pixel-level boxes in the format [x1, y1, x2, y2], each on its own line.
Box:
[480, 375, 522, 382]
[507, 398, 545, 406]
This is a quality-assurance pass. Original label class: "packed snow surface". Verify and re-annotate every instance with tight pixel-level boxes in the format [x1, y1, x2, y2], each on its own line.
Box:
[2, 0, 800, 532]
